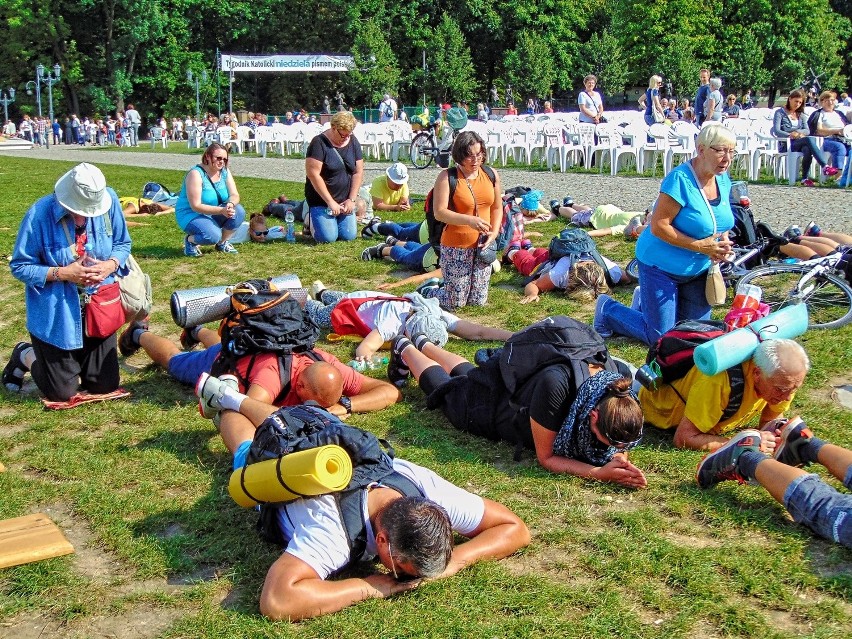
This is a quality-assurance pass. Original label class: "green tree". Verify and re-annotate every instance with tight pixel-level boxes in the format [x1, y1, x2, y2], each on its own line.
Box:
[345, 19, 401, 108]
[576, 29, 629, 97]
[718, 25, 770, 95]
[505, 32, 557, 101]
[428, 15, 477, 103]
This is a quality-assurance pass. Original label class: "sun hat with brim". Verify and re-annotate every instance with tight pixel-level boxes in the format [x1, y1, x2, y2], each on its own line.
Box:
[386, 162, 409, 185]
[54, 163, 111, 217]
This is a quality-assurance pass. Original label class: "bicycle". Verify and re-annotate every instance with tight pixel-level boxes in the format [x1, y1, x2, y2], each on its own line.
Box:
[735, 251, 852, 330]
[409, 121, 458, 169]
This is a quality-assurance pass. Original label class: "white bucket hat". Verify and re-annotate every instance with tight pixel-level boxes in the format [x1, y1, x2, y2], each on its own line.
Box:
[386, 162, 409, 185]
[54, 163, 111, 217]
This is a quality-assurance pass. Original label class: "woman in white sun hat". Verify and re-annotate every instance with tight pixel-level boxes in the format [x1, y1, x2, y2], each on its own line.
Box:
[5, 162, 131, 401]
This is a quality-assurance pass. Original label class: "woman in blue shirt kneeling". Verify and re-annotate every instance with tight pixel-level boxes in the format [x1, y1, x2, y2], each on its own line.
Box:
[593, 125, 736, 346]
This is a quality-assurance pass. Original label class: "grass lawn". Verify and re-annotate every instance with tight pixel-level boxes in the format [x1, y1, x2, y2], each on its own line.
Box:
[0, 156, 850, 639]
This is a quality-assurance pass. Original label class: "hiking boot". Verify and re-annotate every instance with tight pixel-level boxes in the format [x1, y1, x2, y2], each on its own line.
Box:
[803, 221, 821, 237]
[195, 372, 239, 419]
[2, 342, 31, 392]
[696, 429, 762, 488]
[800, 178, 816, 187]
[416, 277, 443, 298]
[593, 295, 613, 338]
[755, 222, 788, 246]
[361, 217, 381, 239]
[774, 417, 813, 468]
[118, 318, 149, 357]
[823, 166, 839, 177]
[309, 280, 326, 301]
[783, 225, 802, 241]
[184, 235, 202, 257]
[215, 240, 238, 254]
[179, 326, 200, 351]
[388, 336, 412, 388]
[361, 243, 384, 261]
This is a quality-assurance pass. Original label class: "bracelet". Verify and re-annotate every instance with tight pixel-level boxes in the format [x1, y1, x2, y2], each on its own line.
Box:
[339, 396, 352, 415]
[52, 266, 60, 281]
[109, 257, 120, 271]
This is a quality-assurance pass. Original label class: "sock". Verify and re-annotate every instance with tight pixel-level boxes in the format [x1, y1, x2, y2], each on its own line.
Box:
[218, 387, 246, 413]
[737, 449, 767, 480]
[131, 327, 148, 346]
[394, 336, 413, 357]
[801, 436, 827, 465]
[410, 333, 431, 351]
[19, 346, 35, 371]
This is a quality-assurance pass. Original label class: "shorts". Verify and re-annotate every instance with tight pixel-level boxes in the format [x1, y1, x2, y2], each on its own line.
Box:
[168, 344, 222, 385]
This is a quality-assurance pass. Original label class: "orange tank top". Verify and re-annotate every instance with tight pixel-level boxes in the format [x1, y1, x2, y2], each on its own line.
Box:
[440, 168, 496, 248]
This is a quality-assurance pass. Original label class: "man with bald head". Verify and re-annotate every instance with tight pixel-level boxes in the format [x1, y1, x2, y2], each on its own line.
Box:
[640, 338, 810, 451]
[119, 324, 401, 419]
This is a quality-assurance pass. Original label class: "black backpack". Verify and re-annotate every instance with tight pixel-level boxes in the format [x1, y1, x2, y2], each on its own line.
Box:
[474, 316, 622, 459]
[246, 405, 422, 563]
[531, 228, 612, 285]
[424, 165, 497, 253]
[212, 280, 321, 397]
[729, 203, 758, 248]
[646, 319, 744, 421]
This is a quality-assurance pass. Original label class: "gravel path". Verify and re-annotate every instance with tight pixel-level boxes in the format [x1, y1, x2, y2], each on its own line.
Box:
[3, 146, 850, 231]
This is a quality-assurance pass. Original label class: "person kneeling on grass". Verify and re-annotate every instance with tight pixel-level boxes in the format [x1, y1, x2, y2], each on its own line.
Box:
[192, 378, 531, 620]
[697, 418, 852, 548]
[384, 333, 647, 488]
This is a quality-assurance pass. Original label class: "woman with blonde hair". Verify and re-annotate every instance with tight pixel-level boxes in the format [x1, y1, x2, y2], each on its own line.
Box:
[594, 125, 736, 345]
[304, 110, 364, 243]
[643, 75, 664, 126]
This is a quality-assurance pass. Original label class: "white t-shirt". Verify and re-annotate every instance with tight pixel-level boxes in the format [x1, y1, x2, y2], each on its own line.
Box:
[346, 291, 459, 342]
[545, 255, 622, 287]
[277, 458, 485, 579]
[578, 91, 602, 123]
[820, 110, 844, 130]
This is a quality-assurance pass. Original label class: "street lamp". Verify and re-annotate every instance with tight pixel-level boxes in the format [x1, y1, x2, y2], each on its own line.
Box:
[187, 69, 207, 121]
[25, 80, 41, 118]
[37, 63, 61, 149]
[0, 87, 15, 124]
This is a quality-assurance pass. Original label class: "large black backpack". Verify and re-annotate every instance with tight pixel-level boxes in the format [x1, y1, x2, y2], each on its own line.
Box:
[473, 316, 622, 459]
[646, 319, 744, 421]
[211, 280, 321, 398]
[247, 405, 422, 564]
[424, 165, 496, 253]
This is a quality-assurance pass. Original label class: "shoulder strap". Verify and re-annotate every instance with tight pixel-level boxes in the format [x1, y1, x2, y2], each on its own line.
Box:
[721, 364, 745, 422]
[336, 471, 424, 566]
[321, 134, 353, 175]
[197, 165, 226, 205]
[273, 350, 323, 405]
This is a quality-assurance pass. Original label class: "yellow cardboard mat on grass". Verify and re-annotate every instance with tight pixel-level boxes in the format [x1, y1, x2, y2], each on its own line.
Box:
[0, 513, 74, 569]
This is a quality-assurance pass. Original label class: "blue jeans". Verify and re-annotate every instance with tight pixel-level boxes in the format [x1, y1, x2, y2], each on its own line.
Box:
[309, 206, 357, 243]
[378, 221, 421, 242]
[840, 153, 852, 188]
[821, 138, 849, 171]
[390, 241, 431, 270]
[784, 467, 852, 549]
[184, 205, 247, 245]
[782, 137, 826, 179]
[599, 261, 710, 346]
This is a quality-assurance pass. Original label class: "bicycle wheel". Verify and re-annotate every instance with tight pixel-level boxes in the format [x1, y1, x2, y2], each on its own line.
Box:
[410, 132, 434, 169]
[737, 264, 852, 330]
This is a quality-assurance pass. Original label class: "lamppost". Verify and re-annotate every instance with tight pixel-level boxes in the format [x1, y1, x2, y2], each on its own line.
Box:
[25, 80, 41, 117]
[37, 64, 61, 149]
[0, 87, 15, 124]
[187, 69, 207, 122]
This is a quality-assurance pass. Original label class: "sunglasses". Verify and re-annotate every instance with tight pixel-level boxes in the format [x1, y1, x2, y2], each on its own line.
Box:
[252, 229, 269, 237]
[212, 155, 228, 163]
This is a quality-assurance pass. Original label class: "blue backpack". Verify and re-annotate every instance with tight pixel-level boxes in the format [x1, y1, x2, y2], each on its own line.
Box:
[537, 228, 612, 285]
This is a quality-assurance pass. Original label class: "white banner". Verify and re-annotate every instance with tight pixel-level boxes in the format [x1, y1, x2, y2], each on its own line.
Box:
[220, 54, 353, 73]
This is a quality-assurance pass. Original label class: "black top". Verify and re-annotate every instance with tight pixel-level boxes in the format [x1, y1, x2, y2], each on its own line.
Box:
[304, 133, 363, 208]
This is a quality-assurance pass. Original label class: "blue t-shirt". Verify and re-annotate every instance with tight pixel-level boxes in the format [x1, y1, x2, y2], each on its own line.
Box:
[635, 163, 734, 276]
[175, 165, 231, 230]
[644, 88, 658, 117]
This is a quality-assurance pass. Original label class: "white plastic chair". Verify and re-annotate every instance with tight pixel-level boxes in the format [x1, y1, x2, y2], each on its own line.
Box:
[665, 122, 699, 174]
[641, 123, 670, 176]
[612, 126, 643, 175]
[148, 126, 168, 149]
[485, 124, 509, 166]
[236, 126, 256, 154]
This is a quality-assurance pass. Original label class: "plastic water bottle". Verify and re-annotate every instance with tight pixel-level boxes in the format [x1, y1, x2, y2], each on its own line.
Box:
[347, 354, 389, 371]
[284, 211, 296, 243]
[82, 242, 98, 295]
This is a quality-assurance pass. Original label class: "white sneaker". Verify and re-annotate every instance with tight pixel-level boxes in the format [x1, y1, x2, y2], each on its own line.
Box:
[309, 280, 326, 300]
[195, 373, 239, 419]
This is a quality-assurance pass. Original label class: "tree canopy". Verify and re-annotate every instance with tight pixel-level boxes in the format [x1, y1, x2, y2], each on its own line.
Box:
[0, 0, 848, 121]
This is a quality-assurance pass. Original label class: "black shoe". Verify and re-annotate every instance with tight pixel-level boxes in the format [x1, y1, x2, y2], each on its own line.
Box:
[361, 244, 384, 261]
[756, 222, 789, 246]
[119, 318, 149, 357]
[361, 218, 381, 239]
[2, 342, 31, 392]
[562, 196, 574, 207]
[549, 199, 561, 216]
[388, 336, 412, 388]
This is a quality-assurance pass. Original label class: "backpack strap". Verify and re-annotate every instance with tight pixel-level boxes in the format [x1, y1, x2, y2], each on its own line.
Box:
[336, 470, 424, 567]
[720, 364, 745, 422]
[274, 350, 323, 405]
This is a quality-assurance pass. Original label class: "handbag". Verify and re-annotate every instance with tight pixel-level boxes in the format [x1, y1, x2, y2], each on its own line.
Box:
[84, 281, 125, 339]
[476, 236, 498, 266]
[652, 109, 665, 123]
[685, 162, 728, 306]
[119, 255, 152, 322]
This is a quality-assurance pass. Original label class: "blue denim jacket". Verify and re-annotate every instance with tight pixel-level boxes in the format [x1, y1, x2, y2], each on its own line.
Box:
[10, 189, 132, 350]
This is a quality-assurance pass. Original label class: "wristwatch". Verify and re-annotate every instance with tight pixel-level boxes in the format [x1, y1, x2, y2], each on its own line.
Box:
[339, 396, 352, 415]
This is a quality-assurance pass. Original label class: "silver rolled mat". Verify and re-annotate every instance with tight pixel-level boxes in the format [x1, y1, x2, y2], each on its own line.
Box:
[170, 274, 304, 327]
